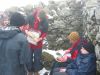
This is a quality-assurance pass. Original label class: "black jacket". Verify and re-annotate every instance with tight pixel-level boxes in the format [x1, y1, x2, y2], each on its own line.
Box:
[0, 27, 32, 75]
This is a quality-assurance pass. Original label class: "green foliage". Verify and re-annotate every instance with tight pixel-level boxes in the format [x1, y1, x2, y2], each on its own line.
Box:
[42, 52, 54, 70]
[46, 0, 84, 50]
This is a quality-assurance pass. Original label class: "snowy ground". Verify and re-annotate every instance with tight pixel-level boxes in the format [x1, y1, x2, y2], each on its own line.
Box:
[33, 49, 57, 75]
[39, 49, 59, 75]
[39, 68, 50, 75]
[39, 49, 57, 75]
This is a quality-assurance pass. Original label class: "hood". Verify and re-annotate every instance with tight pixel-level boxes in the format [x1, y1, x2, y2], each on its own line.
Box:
[0, 26, 21, 39]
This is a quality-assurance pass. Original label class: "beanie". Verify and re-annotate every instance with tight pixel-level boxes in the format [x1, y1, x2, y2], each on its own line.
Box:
[83, 42, 95, 53]
[67, 31, 80, 41]
[10, 12, 27, 27]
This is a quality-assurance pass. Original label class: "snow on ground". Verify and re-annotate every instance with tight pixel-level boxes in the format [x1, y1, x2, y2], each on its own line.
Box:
[39, 49, 56, 75]
[39, 68, 50, 75]
[33, 49, 59, 75]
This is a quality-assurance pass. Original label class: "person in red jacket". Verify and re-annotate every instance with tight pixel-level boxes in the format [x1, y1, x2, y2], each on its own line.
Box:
[56, 31, 81, 62]
[50, 31, 87, 75]
[20, 8, 48, 75]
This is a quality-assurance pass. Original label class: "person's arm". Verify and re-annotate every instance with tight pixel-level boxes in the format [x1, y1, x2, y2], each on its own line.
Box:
[40, 32, 47, 40]
[64, 49, 71, 54]
[32, 32, 47, 43]
[34, 19, 48, 42]
[55, 48, 72, 62]
[56, 54, 68, 62]
[19, 38, 32, 72]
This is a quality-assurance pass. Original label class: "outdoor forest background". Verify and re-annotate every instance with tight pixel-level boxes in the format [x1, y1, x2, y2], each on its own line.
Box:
[4, 0, 100, 74]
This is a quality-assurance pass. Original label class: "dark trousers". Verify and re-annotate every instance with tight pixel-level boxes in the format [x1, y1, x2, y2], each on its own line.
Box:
[50, 60, 68, 75]
[30, 48, 43, 72]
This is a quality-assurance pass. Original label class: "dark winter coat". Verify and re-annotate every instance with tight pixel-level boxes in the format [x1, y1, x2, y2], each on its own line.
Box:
[67, 53, 96, 75]
[0, 27, 32, 75]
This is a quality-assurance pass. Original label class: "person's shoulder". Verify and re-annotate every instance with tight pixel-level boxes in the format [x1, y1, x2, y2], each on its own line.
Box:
[89, 53, 96, 58]
[15, 32, 27, 42]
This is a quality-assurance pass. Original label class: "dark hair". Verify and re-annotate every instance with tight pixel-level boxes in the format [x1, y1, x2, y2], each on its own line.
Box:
[27, 9, 48, 32]
[83, 42, 95, 53]
[38, 10, 47, 20]
[10, 12, 27, 27]
[27, 14, 34, 26]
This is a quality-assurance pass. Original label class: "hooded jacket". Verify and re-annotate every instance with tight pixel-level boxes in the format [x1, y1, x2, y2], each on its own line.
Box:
[66, 53, 96, 75]
[0, 27, 32, 75]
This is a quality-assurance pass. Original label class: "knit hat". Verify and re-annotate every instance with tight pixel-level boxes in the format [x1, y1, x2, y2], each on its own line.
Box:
[67, 31, 80, 41]
[10, 12, 27, 27]
[83, 42, 95, 53]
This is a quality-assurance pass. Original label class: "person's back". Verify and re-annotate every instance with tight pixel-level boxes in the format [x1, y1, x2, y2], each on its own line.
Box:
[77, 53, 96, 75]
[0, 12, 32, 75]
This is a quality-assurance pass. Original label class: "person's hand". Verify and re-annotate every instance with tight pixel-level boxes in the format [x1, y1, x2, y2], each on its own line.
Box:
[55, 54, 68, 62]
[55, 57, 63, 62]
[25, 30, 29, 35]
[65, 49, 70, 54]
[34, 38, 42, 43]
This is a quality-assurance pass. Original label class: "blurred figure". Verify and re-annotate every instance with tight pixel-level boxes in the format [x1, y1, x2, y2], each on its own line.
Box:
[50, 31, 88, 75]
[0, 12, 32, 75]
[53, 42, 96, 75]
[56, 31, 81, 62]
[0, 12, 9, 27]
[20, 7, 48, 75]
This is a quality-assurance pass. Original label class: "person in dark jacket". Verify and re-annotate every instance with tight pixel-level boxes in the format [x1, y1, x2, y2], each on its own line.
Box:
[0, 12, 32, 75]
[53, 42, 96, 75]
[78, 42, 96, 75]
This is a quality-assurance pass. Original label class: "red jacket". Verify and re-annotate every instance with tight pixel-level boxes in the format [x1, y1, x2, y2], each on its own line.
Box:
[30, 30, 47, 49]
[20, 8, 48, 49]
[56, 39, 81, 62]
[20, 25, 47, 49]
[68, 39, 81, 60]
